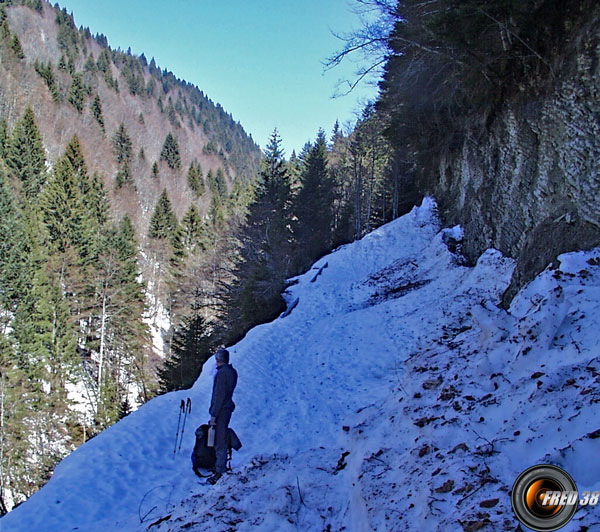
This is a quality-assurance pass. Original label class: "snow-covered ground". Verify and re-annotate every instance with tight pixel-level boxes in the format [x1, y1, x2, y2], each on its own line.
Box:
[3, 198, 600, 532]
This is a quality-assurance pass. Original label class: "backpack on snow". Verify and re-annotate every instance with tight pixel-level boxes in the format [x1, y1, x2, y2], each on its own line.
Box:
[191, 424, 242, 475]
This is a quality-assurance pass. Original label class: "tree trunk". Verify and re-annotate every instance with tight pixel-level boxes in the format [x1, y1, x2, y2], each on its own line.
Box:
[97, 291, 107, 403]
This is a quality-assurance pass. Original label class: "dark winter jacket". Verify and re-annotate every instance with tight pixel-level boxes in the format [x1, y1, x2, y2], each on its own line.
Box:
[209, 364, 237, 418]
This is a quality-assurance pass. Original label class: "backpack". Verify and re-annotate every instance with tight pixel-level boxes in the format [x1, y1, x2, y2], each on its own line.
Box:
[191, 424, 242, 475]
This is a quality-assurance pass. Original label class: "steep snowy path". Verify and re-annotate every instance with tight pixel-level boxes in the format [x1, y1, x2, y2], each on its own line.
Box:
[2, 198, 446, 532]
[4, 197, 599, 532]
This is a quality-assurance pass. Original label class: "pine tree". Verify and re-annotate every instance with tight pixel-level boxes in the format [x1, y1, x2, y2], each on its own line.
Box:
[158, 310, 213, 392]
[68, 73, 86, 112]
[10, 35, 24, 59]
[187, 162, 203, 195]
[91, 95, 105, 132]
[151, 161, 159, 178]
[0, 118, 8, 159]
[215, 168, 227, 198]
[64, 135, 90, 197]
[221, 129, 293, 341]
[181, 203, 203, 251]
[0, 168, 26, 315]
[160, 132, 181, 170]
[148, 189, 178, 239]
[6, 107, 46, 199]
[292, 129, 334, 269]
[40, 157, 84, 254]
[112, 123, 132, 165]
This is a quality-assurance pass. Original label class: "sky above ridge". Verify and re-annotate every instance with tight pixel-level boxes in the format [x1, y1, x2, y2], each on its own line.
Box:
[58, 0, 380, 156]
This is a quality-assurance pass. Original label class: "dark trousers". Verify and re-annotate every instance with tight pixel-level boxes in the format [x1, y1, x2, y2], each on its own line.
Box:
[214, 408, 232, 474]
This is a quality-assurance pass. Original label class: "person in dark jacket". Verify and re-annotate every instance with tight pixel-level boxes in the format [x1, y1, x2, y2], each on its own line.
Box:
[207, 347, 237, 484]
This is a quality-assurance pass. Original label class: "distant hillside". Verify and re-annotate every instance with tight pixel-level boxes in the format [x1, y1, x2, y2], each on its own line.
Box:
[0, 0, 260, 237]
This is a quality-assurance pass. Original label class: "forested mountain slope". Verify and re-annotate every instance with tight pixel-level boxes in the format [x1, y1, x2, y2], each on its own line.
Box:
[0, 0, 260, 511]
[1, 1, 260, 235]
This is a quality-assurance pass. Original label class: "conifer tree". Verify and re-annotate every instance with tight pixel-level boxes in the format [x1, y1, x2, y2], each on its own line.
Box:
[0, 119, 8, 159]
[87, 172, 110, 229]
[151, 161, 159, 178]
[34, 60, 60, 102]
[64, 135, 90, 197]
[58, 54, 67, 71]
[83, 55, 96, 73]
[215, 168, 227, 198]
[292, 129, 334, 269]
[115, 164, 132, 188]
[9, 35, 24, 59]
[0, 168, 26, 315]
[187, 162, 203, 195]
[148, 188, 178, 239]
[208, 193, 224, 228]
[68, 73, 86, 113]
[160, 132, 181, 170]
[41, 157, 85, 255]
[158, 308, 213, 392]
[91, 95, 105, 132]
[181, 203, 203, 251]
[90, 216, 152, 422]
[6, 107, 46, 199]
[112, 123, 132, 165]
[221, 129, 293, 341]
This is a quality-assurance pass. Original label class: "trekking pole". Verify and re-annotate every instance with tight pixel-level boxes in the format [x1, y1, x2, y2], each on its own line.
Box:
[178, 398, 192, 452]
[173, 399, 185, 456]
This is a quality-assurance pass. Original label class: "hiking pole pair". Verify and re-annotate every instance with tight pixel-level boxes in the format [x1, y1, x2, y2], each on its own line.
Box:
[173, 397, 192, 455]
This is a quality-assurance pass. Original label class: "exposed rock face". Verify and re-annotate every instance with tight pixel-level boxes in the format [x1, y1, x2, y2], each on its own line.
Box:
[432, 11, 600, 305]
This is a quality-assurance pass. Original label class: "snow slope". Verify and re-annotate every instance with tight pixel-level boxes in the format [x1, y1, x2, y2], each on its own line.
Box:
[3, 198, 600, 532]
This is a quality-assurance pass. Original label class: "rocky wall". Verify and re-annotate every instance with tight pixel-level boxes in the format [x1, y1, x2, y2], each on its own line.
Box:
[433, 13, 600, 306]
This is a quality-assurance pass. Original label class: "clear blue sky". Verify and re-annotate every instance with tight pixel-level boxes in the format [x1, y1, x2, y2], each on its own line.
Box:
[58, 0, 380, 155]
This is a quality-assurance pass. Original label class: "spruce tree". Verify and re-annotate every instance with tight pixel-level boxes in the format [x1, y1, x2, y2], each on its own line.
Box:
[90, 216, 151, 423]
[292, 129, 334, 269]
[10, 35, 24, 59]
[187, 162, 203, 195]
[112, 123, 132, 165]
[68, 73, 86, 113]
[160, 132, 181, 170]
[214, 168, 227, 198]
[87, 172, 110, 229]
[41, 157, 84, 254]
[0, 168, 26, 314]
[64, 135, 90, 198]
[91, 95, 105, 132]
[0, 118, 8, 158]
[148, 189, 178, 239]
[6, 107, 46, 199]
[221, 129, 292, 341]
[158, 310, 213, 392]
[115, 164, 132, 188]
[181, 203, 203, 251]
